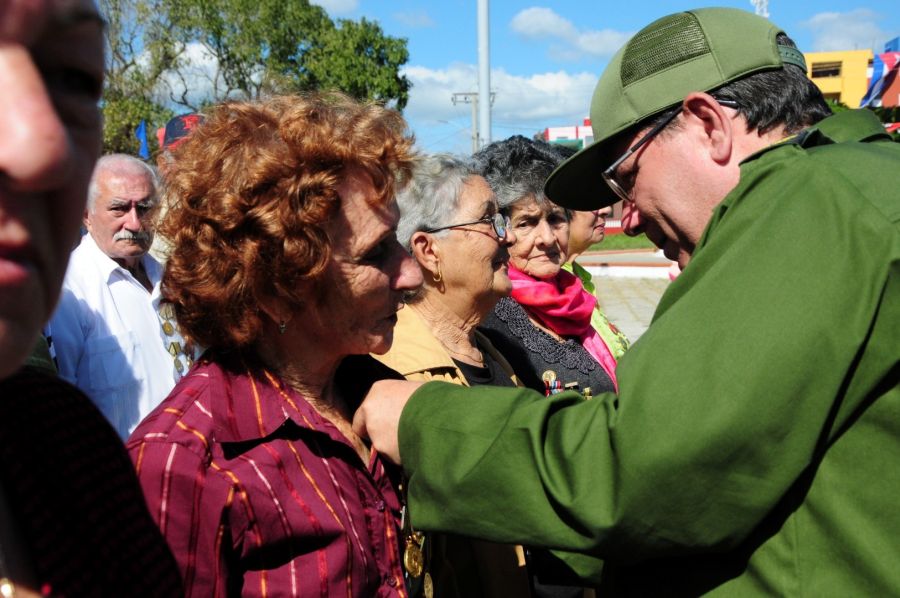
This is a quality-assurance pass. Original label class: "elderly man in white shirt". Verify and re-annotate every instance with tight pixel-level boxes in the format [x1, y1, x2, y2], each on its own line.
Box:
[47, 154, 190, 439]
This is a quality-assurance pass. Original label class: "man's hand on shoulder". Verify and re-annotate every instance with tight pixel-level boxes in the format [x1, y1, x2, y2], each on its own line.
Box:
[352, 379, 424, 465]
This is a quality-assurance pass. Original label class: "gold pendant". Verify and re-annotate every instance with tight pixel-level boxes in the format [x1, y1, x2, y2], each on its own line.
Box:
[162, 320, 175, 336]
[423, 572, 434, 598]
[403, 539, 423, 578]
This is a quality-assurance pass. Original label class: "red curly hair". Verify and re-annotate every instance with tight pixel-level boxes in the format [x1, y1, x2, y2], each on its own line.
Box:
[159, 93, 415, 351]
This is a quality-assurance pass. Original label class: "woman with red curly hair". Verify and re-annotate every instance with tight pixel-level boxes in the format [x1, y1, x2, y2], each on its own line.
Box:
[126, 93, 423, 597]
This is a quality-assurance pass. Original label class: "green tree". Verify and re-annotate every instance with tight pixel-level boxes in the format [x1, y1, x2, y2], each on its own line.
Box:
[158, 0, 409, 110]
[825, 98, 850, 114]
[100, 0, 175, 154]
[99, 0, 410, 153]
[304, 18, 410, 110]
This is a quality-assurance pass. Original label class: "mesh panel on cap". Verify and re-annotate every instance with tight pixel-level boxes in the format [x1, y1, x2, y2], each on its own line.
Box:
[621, 12, 710, 87]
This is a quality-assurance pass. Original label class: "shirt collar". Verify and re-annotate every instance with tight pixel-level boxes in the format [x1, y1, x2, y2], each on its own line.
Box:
[205, 356, 314, 443]
[80, 233, 161, 286]
[204, 353, 402, 445]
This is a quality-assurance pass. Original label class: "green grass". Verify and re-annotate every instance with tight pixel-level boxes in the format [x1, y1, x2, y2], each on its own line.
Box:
[589, 233, 656, 251]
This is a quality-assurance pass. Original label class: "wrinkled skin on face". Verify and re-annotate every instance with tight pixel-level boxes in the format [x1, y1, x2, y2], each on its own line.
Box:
[431, 176, 515, 317]
[85, 170, 157, 269]
[301, 168, 424, 359]
[507, 197, 569, 280]
[0, 0, 104, 379]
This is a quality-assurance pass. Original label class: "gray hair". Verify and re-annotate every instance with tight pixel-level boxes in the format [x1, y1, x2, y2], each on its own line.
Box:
[396, 153, 478, 250]
[471, 135, 573, 213]
[87, 154, 159, 212]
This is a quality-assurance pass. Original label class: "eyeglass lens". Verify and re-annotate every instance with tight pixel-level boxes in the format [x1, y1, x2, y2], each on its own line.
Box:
[491, 213, 509, 240]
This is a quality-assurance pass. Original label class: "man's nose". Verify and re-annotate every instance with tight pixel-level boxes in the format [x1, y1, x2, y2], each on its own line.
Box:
[0, 45, 72, 190]
[621, 200, 645, 237]
[124, 205, 143, 230]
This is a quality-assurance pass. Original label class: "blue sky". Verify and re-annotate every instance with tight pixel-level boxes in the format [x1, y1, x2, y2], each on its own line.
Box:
[309, 1, 900, 155]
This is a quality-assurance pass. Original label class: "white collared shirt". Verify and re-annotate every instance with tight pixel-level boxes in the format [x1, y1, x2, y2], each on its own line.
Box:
[46, 234, 189, 439]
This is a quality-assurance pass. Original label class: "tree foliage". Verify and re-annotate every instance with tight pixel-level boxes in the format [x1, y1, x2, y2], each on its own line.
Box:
[101, 0, 174, 154]
[100, 0, 410, 153]
[304, 17, 410, 110]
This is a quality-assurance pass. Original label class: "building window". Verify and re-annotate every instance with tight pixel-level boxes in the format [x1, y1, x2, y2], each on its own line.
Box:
[811, 62, 842, 78]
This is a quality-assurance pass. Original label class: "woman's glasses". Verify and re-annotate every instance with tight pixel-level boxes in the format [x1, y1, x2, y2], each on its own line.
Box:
[424, 213, 510, 241]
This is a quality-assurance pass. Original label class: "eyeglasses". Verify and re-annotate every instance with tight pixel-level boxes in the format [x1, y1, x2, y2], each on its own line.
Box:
[602, 99, 740, 203]
[424, 212, 510, 241]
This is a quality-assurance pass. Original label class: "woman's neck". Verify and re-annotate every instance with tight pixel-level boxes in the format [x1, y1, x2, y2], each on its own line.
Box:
[270, 358, 371, 463]
[410, 295, 485, 366]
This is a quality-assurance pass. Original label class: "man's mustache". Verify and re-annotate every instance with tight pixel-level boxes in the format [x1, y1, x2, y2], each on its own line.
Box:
[114, 230, 152, 242]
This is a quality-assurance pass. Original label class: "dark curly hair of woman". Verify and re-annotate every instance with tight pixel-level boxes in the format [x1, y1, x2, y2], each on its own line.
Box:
[159, 93, 415, 351]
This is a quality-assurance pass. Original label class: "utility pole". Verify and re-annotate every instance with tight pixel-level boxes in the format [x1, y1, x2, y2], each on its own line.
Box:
[452, 92, 480, 154]
[477, 0, 491, 149]
[452, 92, 496, 154]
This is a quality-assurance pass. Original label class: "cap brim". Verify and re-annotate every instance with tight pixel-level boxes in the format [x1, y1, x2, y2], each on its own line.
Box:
[544, 140, 619, 210]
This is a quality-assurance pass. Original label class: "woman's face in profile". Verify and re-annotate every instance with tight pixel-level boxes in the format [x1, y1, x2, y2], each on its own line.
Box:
[304, 168, 423, 358]
[506, 198, 569, 280]
[432, 176, 513, 304]
[568, 206, 612, 255]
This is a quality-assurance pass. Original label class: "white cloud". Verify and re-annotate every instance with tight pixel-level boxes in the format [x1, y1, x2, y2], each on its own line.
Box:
[154, 42, 222, 108]
[153, 41, 260, 109]
[510, 6, 631, 60]
[310, 0, 358, 16]
[510, 7, 577, 39]
[394, 10, 435, 29]
[802, 9, 890, 52]
[402, 63, 597, 153]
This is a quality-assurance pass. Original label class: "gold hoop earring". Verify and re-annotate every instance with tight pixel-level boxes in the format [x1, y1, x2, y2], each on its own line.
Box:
[432, 263, 442, 283]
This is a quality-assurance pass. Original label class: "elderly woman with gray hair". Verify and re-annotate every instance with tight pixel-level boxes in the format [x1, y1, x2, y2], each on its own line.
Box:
[473, 136, 620, 398]
[374, 154, 538, 596]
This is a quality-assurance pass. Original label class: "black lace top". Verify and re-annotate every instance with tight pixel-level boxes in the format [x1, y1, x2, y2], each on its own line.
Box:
[478, 297, 615, 397]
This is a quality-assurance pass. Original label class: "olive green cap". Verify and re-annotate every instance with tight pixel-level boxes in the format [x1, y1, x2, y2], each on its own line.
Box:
[544, 7, 807, 210]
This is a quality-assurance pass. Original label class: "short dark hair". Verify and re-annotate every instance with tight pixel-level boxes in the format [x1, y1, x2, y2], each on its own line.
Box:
[712, 34, 832, 134]
[471, 135, 572, 212]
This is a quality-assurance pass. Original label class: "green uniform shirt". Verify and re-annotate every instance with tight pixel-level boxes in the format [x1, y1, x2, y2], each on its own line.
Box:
[398, 110, 900, 596]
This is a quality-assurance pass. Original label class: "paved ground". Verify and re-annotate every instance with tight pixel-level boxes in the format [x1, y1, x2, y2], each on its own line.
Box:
[579, 250, 673, 341]
[590, 274, 670, 341]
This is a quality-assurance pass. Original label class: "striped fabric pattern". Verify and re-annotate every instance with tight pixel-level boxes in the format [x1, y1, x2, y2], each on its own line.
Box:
[127, 357, 408, 597]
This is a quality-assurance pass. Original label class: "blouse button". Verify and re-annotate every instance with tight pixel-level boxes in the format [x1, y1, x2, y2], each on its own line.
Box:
[387, 576, 398, 587]
[375, 500, 385, 512]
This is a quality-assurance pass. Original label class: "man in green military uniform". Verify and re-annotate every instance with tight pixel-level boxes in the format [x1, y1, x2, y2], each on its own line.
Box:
[354, 7, 900, 595]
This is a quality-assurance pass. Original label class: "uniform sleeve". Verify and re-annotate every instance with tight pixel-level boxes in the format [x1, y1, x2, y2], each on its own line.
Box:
[398, 156, 900, 570]
[130, 440, 238, 597]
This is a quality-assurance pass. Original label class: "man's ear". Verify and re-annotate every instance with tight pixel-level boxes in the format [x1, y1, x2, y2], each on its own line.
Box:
[409, 231, 440, 280]
[682, 92, 733, 164]
[83, 209, 91, 231]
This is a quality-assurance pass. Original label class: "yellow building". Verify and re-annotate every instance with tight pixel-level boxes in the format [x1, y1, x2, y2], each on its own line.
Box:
[805, 49, 872, 107]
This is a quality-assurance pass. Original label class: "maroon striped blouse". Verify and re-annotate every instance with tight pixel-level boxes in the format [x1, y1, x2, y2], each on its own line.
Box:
[127, 356, 408, 597]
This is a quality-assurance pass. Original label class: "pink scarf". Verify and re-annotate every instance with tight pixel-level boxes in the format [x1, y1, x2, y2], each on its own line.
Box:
[508, 265, 618, 389]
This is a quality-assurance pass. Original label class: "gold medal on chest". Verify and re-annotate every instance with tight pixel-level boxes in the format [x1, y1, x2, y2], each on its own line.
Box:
[403, 532, 424, 578]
